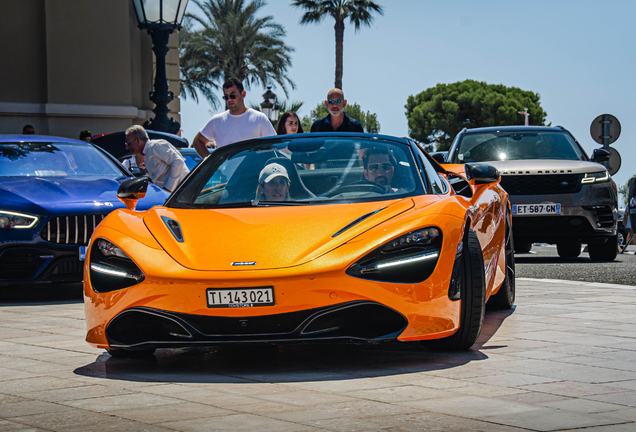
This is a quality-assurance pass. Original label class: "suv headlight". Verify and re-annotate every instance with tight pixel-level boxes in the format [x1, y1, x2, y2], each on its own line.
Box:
[0, 210, 39, 229]
[346, 227, 442, 283]
[582, 171, 610, 184]
[89, 238, 144, 292]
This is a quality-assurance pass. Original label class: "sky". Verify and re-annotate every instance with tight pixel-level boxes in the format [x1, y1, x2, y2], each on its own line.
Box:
[179, 0, 636, 202]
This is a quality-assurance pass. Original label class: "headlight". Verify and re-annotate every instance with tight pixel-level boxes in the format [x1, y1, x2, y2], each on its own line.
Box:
[0, 210, 39, 229]
[89, 238, 144, 292]
[581, 171, 610, 184]
[346, 227, 442, 283]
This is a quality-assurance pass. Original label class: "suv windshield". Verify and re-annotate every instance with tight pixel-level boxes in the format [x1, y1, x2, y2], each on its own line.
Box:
[169, 137, 421, 208]
[0, 142, 124, 177]
[453, 130, 585, 163]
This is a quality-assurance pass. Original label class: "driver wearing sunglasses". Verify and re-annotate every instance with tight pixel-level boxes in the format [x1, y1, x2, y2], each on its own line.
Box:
[310, 88, 364, 133]
[362, 147, 396, 193]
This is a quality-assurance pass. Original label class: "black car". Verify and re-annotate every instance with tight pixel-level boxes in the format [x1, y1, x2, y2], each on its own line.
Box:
[92, 130, 188, 159]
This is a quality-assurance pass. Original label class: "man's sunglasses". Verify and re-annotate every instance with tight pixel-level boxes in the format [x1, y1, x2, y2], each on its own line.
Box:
[222, 93, 239, 101]
[124, 138, 136, 147]
[368, 163, 392, 172]
[327, 99, 343, 104]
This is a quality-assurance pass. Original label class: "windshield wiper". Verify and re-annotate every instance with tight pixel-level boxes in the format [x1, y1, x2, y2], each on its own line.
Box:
[251, 199, 312, 207]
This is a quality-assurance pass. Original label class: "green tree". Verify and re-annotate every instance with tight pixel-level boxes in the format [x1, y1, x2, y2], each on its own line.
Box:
[180, 0, 295, 108]
[249, 99, 305, 126]
[300, 102, 380, 133]
[619, 176, 636, 205]
[405, 80, 548, 151]
[291, 0, 383, 90]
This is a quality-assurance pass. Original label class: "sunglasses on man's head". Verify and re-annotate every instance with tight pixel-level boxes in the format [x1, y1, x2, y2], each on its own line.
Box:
[327, 99, 343, 104]
[368, 163, 392, 172]
[222, 93, 239, 101]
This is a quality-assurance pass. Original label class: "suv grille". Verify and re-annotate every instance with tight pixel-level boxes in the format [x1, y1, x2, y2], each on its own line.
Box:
[40, 214, 107, 246]
[583, 205, 614, 228]
[500, 174, 582, 195]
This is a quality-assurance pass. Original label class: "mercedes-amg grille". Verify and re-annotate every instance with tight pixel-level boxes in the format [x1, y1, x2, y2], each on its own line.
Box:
[40, 214, 107, 246]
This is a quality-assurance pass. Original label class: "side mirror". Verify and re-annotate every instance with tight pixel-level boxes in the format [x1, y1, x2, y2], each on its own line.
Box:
[431, 153, 446, 164]
[129, 167, 147, 177]
[592, 148, 610, 163]
[117, 177, 148, 210]
[465, 163, 500, 184]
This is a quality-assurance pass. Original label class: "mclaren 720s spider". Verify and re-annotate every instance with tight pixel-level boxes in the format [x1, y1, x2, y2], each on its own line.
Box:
[83, 133, 515, 357]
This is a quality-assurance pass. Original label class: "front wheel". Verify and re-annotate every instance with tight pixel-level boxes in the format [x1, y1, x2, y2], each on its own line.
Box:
[588, 236, 618, 262]
[422, 228, 485, 351]
[488, 209, 515, 310]
[557, 241, 581, 258]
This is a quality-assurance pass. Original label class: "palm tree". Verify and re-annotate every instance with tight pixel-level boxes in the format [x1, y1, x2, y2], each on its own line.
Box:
[180, 0, 296, 108]
[291, 0, 383, 90]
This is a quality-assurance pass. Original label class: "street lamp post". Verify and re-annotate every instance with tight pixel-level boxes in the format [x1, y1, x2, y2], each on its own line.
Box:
[260, 86, 280, 126]
[131, 0, 189, 134]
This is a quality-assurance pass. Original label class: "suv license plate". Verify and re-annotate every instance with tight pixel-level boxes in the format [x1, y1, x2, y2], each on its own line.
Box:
[512, 203, 561, 215]
[206, 287, 274, 308]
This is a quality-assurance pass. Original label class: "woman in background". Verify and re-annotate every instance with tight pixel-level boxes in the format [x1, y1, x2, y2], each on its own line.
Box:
[276, 112, 304, 135]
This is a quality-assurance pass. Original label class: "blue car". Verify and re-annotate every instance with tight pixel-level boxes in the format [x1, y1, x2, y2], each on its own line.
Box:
[0, 135, 168, 288]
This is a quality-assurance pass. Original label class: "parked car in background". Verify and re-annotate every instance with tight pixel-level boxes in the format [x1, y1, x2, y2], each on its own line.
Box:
[92, 129, 188, 159]
[0, 135, 168, 288]
[446, 126, 618, 261]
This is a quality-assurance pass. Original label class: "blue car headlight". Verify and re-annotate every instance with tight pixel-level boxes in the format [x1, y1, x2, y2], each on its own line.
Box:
[89, 238, 144, 292]
[0, 210, 39, 229]
[346, 227, 442, 283]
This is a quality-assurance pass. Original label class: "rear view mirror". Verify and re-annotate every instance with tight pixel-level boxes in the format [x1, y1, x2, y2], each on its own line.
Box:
[117, 177, 148, 210]
[465, 163, 500, 184]
[591, 148, 610, 163]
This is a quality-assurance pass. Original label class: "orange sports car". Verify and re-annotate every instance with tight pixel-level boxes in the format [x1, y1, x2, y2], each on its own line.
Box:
[83, 133, 514, 357]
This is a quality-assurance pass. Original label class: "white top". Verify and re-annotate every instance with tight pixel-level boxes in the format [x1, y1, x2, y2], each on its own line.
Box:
[142, 139, 190, 193]
[199, 108, 276, 148]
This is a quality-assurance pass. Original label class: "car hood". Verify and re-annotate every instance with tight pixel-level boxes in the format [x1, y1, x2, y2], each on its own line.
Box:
[488, 159, 607, 175]
[0, 176, 167, 215]
[142, 199, 416, 271]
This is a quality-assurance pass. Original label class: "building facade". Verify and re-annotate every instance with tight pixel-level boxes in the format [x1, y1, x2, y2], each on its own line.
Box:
[0, 0, 181, 139]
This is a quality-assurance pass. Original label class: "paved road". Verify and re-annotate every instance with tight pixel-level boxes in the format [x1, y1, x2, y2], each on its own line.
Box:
[516, 244, 636, 286]
[2, 279, 636, 431]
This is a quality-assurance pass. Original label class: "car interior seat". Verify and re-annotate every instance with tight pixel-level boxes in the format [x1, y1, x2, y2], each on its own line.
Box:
[265, 157, 316, 199]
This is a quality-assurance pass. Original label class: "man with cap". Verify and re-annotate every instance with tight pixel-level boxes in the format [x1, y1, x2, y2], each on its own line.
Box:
[256, 163, 290, 202]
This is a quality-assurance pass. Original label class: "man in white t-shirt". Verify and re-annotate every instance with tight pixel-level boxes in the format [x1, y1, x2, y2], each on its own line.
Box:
[192, 77, 276, 158]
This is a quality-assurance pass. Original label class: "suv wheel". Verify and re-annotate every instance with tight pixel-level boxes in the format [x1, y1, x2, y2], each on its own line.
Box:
[515, 241, 532, 253]
[557, 241, 581, 258]
[588, 236, 618, 262]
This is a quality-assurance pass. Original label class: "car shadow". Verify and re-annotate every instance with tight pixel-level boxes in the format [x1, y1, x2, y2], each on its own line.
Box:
[73, 308, 516, 385]
[0, 283, 83, 305]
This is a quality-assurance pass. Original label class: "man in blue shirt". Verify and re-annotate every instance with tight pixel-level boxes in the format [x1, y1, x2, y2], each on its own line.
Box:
[311, 88, 364, 132]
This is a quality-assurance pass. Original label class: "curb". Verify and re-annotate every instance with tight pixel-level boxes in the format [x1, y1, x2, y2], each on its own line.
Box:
[517, 277, 636, 290]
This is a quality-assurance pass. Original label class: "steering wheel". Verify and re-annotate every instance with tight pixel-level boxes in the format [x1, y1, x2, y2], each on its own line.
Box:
[326, 180, 386, 197]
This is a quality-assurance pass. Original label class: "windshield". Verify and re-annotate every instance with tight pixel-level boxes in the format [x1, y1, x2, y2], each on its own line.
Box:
[454, 131, 585, 163]
[0, 142, 124, 177]
[169, 137, 422, 208]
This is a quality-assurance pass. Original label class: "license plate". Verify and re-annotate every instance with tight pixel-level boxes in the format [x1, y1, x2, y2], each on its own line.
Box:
[206, 287, 275, 308]
[512, 203, 561, 215]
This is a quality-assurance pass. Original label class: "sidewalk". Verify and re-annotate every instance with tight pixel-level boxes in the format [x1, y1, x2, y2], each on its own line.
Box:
[1, 279, 636, 431]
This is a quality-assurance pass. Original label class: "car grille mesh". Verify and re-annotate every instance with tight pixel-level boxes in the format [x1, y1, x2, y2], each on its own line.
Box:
[500, 174, 582, 195]
[40, 214, 106, 246]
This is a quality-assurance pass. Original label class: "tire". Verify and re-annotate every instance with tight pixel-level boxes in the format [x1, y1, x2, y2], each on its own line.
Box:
[557, 241, 581, 258]
[618, 226, 627, 250]
[515, 241, 532, 253]
[488, 210, 515, 310]
[422, 228, 486, 350]
[588, 236, 618, 262]
[106, 348, 156, 358]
